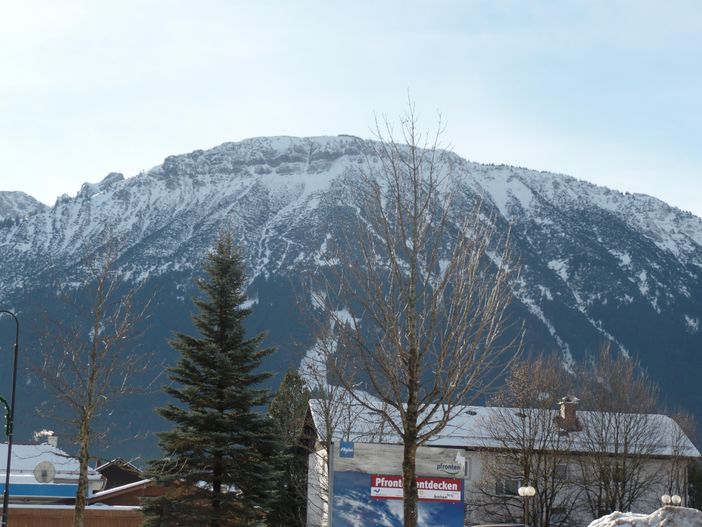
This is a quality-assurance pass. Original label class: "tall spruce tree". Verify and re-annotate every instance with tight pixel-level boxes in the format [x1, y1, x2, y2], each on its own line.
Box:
[268, 370, 311, 527]
[143, 232, 278, 527]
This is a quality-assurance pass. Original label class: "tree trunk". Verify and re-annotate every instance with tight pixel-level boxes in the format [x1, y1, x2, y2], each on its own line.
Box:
[212, 452, 222, 527]
[402, 380, 419, 527]
[402, 438, 418, 527]
[73, 418, 90, 527]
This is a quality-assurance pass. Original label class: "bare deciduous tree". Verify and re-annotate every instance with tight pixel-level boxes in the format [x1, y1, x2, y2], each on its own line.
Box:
[473, 354, 580, 527]
[664, 409, 697, 505]
[575, 344, 662, 517]
[37, 242, 150, 527]
[315, 104, 520, 527]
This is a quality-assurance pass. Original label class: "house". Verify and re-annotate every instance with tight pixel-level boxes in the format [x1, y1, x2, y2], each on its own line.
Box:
[306, 396, 700, 527]
[95, 458, 142, 490]
[0, 439, 104, 504]
[0, 441, 150, 526]
[90, 458, 164, 506]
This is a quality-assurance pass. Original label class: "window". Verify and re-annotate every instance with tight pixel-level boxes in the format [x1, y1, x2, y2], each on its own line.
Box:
[550, 506, 567, 525]
[495, 478, 520, 496]
[554, 463, 568, 480]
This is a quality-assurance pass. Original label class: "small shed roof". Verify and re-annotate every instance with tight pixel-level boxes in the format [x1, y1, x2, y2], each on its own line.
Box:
[89, 479, 153, 501]
[95, 458, 140, 475]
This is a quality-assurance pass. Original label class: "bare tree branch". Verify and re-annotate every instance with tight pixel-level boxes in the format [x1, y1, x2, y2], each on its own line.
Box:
[34, 236, 152, 527]
[314, 104, 522, 527]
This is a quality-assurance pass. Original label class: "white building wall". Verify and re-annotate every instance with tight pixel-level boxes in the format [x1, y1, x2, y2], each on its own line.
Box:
[308, 442, 691, 527]
[307, 447, 330, 527]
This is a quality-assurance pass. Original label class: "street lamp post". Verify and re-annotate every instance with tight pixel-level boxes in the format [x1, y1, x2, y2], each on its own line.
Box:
[0, 311, 19, 527]
[518, 485, 536, 526]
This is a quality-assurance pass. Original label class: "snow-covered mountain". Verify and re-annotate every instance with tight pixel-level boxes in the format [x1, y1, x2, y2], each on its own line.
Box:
[1, 136, 700, 458]
[0, 191, 47, 222]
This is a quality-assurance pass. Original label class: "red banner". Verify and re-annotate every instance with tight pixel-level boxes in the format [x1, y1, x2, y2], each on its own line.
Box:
[370, 474, 463, 502]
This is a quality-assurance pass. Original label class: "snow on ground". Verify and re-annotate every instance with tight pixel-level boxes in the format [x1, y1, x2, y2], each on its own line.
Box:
[588, 506, 702, 527]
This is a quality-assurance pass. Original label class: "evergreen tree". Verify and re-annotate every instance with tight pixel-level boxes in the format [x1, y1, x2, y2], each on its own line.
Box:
[269, 370, 310, 449]
[143, 232, 278, 527]
[268, 370, 311, 527]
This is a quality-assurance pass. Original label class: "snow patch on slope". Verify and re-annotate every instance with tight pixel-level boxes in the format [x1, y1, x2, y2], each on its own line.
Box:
[512, 278, 575, 371]
[548, 259, 569, 282]
[610, 250, 632, 268]
[478, 167, 537, 219]
[685, 315, 699, 334]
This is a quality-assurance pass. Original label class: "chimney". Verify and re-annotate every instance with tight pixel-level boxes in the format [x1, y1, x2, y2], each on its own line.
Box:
[33, 429, 58, 447]
[556, 395, 581, 432]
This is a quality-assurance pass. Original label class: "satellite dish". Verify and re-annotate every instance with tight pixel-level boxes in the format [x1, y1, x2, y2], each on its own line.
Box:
[34, 461, 56, 483]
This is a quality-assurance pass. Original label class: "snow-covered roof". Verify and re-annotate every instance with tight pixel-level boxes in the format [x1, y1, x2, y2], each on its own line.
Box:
[95, 457, 140, 474]
[0, 442, 103, 483]
[90, 479, 152, 500]
[308, 398, 700, 458]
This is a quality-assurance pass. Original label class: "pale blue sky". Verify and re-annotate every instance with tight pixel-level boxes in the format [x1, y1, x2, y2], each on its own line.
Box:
[1, 1, 700, 215]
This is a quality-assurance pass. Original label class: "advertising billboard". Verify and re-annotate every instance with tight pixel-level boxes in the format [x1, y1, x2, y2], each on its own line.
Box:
[332, 471, 465, 527]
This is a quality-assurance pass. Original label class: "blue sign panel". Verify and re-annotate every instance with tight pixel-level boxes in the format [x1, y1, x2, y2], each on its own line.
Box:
[339, 441, 355, 458]
[0, 483, 79, 498]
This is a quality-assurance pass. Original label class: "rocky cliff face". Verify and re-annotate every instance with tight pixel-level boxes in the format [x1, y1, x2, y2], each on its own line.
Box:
[1, 136, 700, 458]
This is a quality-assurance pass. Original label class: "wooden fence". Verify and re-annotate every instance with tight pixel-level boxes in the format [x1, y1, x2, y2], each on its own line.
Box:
[7, 506, 142, 527]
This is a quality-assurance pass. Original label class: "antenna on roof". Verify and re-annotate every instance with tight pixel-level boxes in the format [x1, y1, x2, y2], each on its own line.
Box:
[34, 461, 56, 483]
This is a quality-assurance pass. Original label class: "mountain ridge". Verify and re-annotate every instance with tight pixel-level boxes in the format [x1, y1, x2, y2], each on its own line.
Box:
[1, 135, 700, 457]
[3, 135, 701, 358]
[0, 191, 48, 222]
